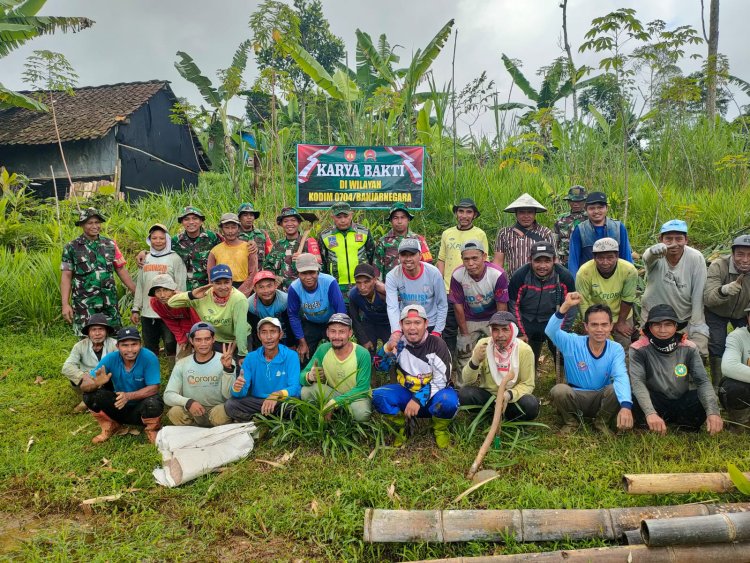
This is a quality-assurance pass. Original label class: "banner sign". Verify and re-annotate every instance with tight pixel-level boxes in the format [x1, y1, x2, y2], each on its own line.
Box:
[296, 144, 424, 210]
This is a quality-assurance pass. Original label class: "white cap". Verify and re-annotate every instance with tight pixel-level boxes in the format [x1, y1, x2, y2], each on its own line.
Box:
[592, 237, 619, 253]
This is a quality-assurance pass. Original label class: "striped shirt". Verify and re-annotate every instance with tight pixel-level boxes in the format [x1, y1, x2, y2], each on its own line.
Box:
[494, 223, 555, 276]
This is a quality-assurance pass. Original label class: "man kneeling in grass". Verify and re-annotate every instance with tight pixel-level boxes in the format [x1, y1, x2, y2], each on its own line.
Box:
[545, 292, 633, 435]
[163, 322, 234, 427]
[300, 314, 372, 422]
[629, 304, 722, 435]
[224, 318, 301, 421]
[373, 305, 458, 448]
[458, 311, 539, 422]
[82, 327, 163, 444]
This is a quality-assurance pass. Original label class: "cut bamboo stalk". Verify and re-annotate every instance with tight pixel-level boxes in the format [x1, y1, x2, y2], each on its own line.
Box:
[641, 511, 750, 546]
[622, 472, 750, 494]
[363, 503, 750, 543]
[467, 370, 514, 480]
[406, 541, 750, 562]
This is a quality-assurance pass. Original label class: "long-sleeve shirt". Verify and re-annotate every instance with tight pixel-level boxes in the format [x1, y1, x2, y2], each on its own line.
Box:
[287, 274, 346, 340]
[92, 349, 161, 399]
[545, 312, 632, 407]
[300, 343, 371, 406]
[704, 255, 750, 320]
[348, 287, 389, 343]
[385, 263, 448, 333]
[629, 335, 718, 417]
[150, 298, 201, 344]
[62, 337, 117, 385]
[233, 344, 301, 399]
[168, 288, 250, 355]
[575, 259, 638, 322]
[567, 221, 633, 278]
[508, 263, 575, 334]
[722, 326, 750, 384]
[641, 245, 707, 329]
[164, 352, 233, 408]
[393, 334, 452, 406]
[460, 336, 535, 402]
[132, 252, 187, 318]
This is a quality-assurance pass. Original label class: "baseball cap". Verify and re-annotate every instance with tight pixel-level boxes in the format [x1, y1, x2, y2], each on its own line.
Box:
[646, 304, 687, 330]
[659, 219, 688, 235]
[116, 326, 141, 342]
[82, 313, 114, 336]
[295, 253, 320, 273]
[398, 237, 422, 254]
[530, 241, 555, 259]
[452, 198, 480, 217]
[460, 239, 486, 254]
[488, 311, 518, 326]
[252, 270, 277, 286]
[238, 202, 261, 218]
[586, 192, 608, 206]
[177, 206, 206, 221]
[210, 264, 233, 281]
[732, 235, 750, 250]
[353, 263, 379, 279]
[148, 223, 168, 235]
[400, 304, 428, 321]
[189, 321, 216, 338]
[328, 313, 353, 327]
[75, 207, 106, 226]
[388, 202, 414, 220]
[592, 237, 620, 253]
[219, 212, 241, 226]
[148, 274, 178, 296]
[257, 317, 282, 330]
[331, 202, 352, 216]
[564, 185, 587, 201]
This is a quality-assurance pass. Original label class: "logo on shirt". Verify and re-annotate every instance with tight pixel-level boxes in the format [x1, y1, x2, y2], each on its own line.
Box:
[355, 233, 364, 242]
[674, 363, 687, 377]
[327, 236, 338, 248]
[577, 361, 588, 371]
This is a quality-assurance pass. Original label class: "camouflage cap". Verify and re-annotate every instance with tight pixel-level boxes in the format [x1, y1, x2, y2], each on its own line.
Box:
[75, 207, 106, 226]
[238, 202, 261, 218]
[388, 202, 414, 220]
[276, 206, 304, 225]
[564, 185, 588, 201]
[177, 206, 206, 221]
[331, 202, 352, 216]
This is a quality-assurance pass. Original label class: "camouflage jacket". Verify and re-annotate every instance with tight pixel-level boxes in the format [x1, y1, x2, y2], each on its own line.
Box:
[61, 235, 125, 331]
[374, 229, 433, 279]
[239, 228, 273, 266]
[554, 211, 587, 264]
[172, 229, 221, 290]
[263, 234, 321, 290]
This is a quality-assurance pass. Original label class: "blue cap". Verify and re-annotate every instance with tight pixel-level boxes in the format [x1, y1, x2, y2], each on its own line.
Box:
[189, 321, 216, 337]
[659, 219, 688, 235]
[210, 264, 233, 281]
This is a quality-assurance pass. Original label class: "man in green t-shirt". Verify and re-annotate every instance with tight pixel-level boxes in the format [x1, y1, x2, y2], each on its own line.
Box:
[299, 313, 372, 422]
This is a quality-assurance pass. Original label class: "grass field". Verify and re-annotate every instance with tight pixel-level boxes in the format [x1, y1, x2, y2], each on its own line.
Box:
[1, 327, 749, 562]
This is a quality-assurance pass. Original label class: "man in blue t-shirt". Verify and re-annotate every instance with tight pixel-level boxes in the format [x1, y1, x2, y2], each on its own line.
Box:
[82, 326, 163, 444]
[287, 253, 346, 362]
[545, 292, 633, 435]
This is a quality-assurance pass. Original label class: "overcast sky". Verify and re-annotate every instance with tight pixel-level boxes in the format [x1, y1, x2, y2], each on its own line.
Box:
[4, 0, 748, 136]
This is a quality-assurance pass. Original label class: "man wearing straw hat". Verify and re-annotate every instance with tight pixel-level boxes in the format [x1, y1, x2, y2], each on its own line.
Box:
[493, 193, 555, 276]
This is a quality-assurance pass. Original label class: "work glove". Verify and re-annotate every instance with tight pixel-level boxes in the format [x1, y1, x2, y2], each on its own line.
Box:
[470, 341, 489, 367]
[457, 334, 474, 358]
[721, 280, 743, 297]
[648, 243, 668, 258]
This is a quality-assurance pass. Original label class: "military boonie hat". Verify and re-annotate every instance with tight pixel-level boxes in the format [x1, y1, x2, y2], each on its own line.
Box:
[564, 185, 587, 201]
[398, 237, 422, 254]
[504, 193, 547, 213]
[732, 235, 750, 250]
[400, 304, 428, 321]
[219, 212, 241, 226]
[177, 206, 206, 221]
[82, 313, 114, 336]
[659, 219, 688, 235]
[388, 202, 414, 220]
[148, 274, 178, 296]
[488, 311, 518, 327]
[238, 202, 261, 218]
[76, 207, 106, 226]
[452, 198, 480, 217]
[530, 241, 555, 259]
[460, 239, 486, 254]
[586, 192, 608, 206]
[116, 326, 141, 342]
[331, 202, 352, 216]
[295, 253, 320, 273]
[328, 313, 353, 327]
[592, 237, 619, 253]
[276, 207, 304, 225]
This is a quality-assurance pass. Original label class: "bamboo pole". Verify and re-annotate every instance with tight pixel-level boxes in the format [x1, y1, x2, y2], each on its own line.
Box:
[406, 541, 750, 562]
[622, 471, 750, 494]
[467, 370, 514, 480]
[641, 511, 750, 547]
[362, 503, 750, 543]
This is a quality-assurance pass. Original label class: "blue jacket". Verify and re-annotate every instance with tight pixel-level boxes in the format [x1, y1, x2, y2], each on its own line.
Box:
[233, 344, 301, 400]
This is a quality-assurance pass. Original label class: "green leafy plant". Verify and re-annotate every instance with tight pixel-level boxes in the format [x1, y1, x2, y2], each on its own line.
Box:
[727, 462, 750, 495]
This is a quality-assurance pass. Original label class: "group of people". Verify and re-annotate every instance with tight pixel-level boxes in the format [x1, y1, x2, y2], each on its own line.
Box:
[60, 186, 750, 448]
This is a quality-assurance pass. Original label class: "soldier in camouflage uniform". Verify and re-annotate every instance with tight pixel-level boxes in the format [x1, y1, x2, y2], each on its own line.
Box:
[554, 185, 588, 267]
[374, 202, 433, 280]
[172, 206, 221, 290]
[61, 208, 136, 335]
[237, 202, 273, 266]
[264, 207, 321, 290]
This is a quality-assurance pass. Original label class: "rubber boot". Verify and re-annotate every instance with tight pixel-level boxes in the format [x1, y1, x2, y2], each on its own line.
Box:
[141, 416, 162, 444]
[384, 414, 406, 448]
[709, 355, 722, 395]
[432, 417, 452, 449]
[726, 408, 750, 432]
[90, 410, 123, 444]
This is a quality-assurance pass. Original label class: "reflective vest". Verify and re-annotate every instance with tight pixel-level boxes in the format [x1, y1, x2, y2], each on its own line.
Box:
[319, 224, 373, 286]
